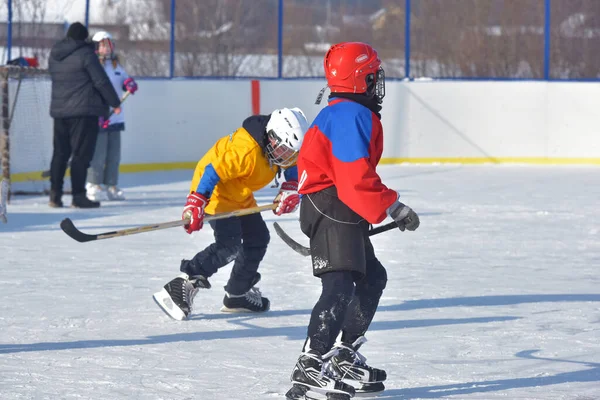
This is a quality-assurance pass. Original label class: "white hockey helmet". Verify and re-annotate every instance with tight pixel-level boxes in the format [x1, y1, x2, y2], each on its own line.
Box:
[92, 31, 115, 54]
[265, 107, 309, 168]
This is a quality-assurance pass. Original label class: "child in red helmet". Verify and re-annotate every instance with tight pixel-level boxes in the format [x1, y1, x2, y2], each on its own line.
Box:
[285, 42, 420, 400]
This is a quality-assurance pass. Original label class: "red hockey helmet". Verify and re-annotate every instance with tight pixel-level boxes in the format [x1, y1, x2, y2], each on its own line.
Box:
[323, 42, 385, 103]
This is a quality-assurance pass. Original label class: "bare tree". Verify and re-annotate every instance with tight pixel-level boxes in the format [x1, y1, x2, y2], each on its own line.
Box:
[171, 0, 276, 77]
[95, 0, 171, 76]
[0, 0, 76, 67]
[550, 0, 600, 78]
[34, 0, 600, 79]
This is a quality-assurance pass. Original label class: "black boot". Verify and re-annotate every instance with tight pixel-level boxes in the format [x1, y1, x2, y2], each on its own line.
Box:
[325, 336, 386, 394]
[71, 193, 100, 208]
[48, 190, 63, 208]
[221, 273, 269, 313]
[286, 350, 355, 399]
[221, 287, 270, 313]
[153, 273, 210, 320]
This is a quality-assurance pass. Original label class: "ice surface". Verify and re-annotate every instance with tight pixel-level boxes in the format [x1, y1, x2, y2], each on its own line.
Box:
[1, 165, 599, 399]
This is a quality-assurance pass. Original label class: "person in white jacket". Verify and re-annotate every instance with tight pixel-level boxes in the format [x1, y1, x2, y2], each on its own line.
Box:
[86, 31, 138, 201]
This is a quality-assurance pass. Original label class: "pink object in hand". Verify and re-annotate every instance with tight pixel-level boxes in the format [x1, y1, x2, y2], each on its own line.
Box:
[123, 77, 138, 94]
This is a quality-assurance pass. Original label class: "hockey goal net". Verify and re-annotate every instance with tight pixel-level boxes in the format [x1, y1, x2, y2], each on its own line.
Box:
[0, 65, 52, 195]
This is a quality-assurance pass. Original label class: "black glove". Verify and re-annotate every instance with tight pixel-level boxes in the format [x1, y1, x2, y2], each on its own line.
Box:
[388, 201, 420, 232]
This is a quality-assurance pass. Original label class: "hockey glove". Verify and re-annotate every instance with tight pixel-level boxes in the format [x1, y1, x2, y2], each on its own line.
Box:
[273, 181, 300, 215]
[98, 116, 110, 129]
[123, 77, 138, 94]
[182, 192, 209, 234]
[388, 200, 420, 232]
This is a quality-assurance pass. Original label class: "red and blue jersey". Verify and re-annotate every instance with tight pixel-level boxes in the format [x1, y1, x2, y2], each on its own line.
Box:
[297, 97, 398, 224]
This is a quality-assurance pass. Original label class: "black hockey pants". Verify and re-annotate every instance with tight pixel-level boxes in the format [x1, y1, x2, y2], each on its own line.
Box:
[180, 212, 270, 295]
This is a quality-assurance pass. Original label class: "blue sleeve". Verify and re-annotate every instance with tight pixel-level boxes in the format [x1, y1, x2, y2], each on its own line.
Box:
[196, 164, 220, 197]
[284, 165, 298, 181]
[316, 101, 372, 163]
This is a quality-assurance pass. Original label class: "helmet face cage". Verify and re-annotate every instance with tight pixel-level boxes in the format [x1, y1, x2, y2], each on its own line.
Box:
[266, 129, 298, 168]
[365, 67, 386, 103]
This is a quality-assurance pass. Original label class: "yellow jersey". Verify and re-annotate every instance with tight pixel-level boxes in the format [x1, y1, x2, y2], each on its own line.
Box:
[189, 116, 296, 215]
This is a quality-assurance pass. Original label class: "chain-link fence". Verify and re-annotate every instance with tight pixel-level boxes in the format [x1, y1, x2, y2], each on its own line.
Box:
[1, 0, 599, 79]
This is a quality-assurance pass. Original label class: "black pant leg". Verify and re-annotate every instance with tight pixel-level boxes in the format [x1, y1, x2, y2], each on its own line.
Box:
[341, 237, 388, 344]
[224, 212, 270, 295]
[69, 116, 99, 195]
[49, 118, 72, 194]
[180, 216, 243, 279]
[305, 271, 356, 355]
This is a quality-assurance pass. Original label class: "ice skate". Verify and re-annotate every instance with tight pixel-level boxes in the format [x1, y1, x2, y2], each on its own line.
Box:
[153, 273, 210, 320]
[107, 185, 125, 201]
[221, 287, 270, 313]
[325, 337, 386, 395]
[220, 273, 269, 313]
[286, 351, 355, 400]
[85, 183, 108, 202]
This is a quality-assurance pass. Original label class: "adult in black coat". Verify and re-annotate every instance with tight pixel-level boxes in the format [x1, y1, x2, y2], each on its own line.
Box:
[48, 22, 122, 208]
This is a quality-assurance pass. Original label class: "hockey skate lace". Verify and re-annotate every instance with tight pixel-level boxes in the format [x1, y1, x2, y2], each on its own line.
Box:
[353, 350, 368, 367]
[327, 340, 369, 379]
[320, 348, 340, 378]
[351, 336, 369, 366]
[324, 346, 369, 382]
[183, 280, 199, 311]
[246, 287, 263, 307]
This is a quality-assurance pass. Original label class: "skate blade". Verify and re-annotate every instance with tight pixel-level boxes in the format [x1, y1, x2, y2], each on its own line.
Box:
[219, 306, 267, 313]
[289, 382, 353, 399]
[306, 391, 352, 400]
[153, 288, 187, 321]
[350, 382, 385, 398]
[286, 385, 351, 400]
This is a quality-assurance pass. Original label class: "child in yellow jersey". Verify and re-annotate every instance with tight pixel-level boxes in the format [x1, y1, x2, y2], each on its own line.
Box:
[153, 108, 309, 320]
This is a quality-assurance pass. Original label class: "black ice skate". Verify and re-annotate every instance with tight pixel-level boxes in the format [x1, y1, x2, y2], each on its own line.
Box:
[71, 193, 100, 208]
[153, 273, 210, 320]
[221, 287, 270, 313]
[325, 337, 386, 395]
[286, 351, 356, 400]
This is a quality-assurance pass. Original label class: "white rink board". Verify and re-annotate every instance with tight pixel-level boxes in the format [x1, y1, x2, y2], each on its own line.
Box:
[8, 79, 600, 193]
[124, 80, 600, 163]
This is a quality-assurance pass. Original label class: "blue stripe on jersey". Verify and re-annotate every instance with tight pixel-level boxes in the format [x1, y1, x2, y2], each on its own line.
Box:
[196, 163, 220, 197]
[284, 165, 298, 181]
[312, 99, 373, 163]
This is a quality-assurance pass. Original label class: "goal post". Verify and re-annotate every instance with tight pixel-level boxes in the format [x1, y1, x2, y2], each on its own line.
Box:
[0, 65, 53, 196]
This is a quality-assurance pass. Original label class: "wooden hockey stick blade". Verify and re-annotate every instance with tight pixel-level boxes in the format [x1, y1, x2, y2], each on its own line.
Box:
[273, 220, 399, 257]
[61, 203, 277, 243]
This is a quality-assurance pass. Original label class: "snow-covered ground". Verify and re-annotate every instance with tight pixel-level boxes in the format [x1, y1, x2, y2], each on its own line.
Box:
[0, 165, 599, 400]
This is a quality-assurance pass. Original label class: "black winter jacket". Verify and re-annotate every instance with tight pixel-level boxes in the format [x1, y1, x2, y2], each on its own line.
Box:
[48, 38, 121, 118]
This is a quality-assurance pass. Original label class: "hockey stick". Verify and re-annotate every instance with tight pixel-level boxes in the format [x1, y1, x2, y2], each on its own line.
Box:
[60, 203, 277, 243]
[0, 179, 8, 223]
[41, 91, 132, 178]
[273, 221, 399, 257]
